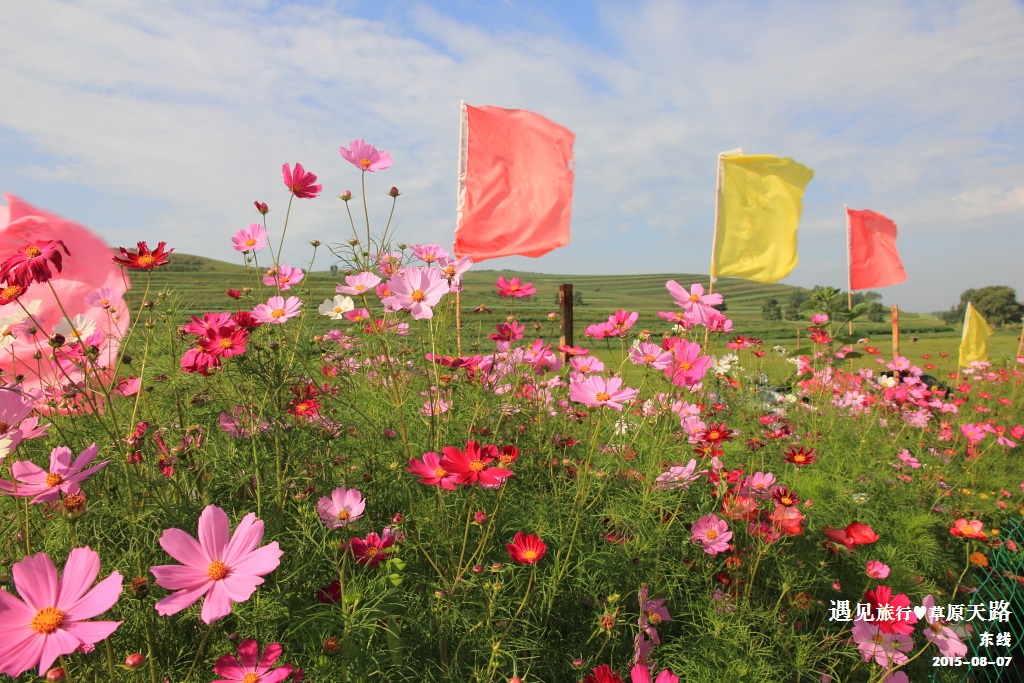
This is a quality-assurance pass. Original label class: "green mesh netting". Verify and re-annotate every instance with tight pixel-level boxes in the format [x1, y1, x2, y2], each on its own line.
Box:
[931, 516, 1024, 683]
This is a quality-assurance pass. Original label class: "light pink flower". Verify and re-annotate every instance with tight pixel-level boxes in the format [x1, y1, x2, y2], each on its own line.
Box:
[654, 459, 706, 490]
[317, 487, 366, 529]
[691, 513, 732, 555]
[252, 296, 302, 325]
[231, 224, 269, 253]
[569, 355, 605, 375]
[335, 271, 382, 296]
[0, 547, 123, 677]
[0, 443, 108, 503]
[411, 243, 449, 263]
[84, 286, 122, 309]
[866, 561, 890, 579]
[921, 594, 969, 658]
[495, 276, 536, 298]
[811, 314, 829, 324]
[568, 374, 639, 411]
[262, 264, 304, 291]
[380, 266, 450, 320]
[151, 505, 282, 624]
[665, 281, 723, 325]
[340, 139, 393, 172]
[213, 639, 292, 683]
[851, 620, 912, 668]
[630, 342, 672, 370]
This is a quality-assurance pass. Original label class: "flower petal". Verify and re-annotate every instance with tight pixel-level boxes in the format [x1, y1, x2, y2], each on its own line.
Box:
[213, 653, 246, 679]
[11, 553, 58, 612]
[62, 571, 122, 622]
[36, 626, 79, 676]
[198, 505, 230, 558]
[199, 579, 233, 624]
[56, 547, 100, 606]
[221, 513, 265, 566]
[237, 638, 260, 671]
[63, 619, 122, 647]
[154, 583, 210, 617]
[256, 641, 283, 673]
[229, 542, 282, 578]
[150, 564, 209, 591]
[159, 527, 211, 567]
[0, 630, 44, 678]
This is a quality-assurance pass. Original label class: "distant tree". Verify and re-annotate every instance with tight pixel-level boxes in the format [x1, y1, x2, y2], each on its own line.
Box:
[574, 291, 586, 307]
[943, 286, 1023, 326]
[850, 291, 883, 306]
[865, 301, 887, 323]
[329, 264, 339, 274]
[761, 298, 782, 321]
[785, 290, 809, 321]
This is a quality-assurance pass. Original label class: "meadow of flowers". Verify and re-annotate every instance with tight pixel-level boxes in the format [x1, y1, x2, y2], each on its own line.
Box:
[1, 141, 1023, 683]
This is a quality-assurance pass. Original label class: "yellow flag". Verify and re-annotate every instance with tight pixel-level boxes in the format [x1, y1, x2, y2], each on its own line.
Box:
[712, 153, 814, 283]
[959, 302, 993, 367]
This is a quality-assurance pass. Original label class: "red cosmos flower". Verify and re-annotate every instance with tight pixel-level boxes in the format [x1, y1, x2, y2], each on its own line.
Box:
[782, 445, 817, 466]
[950, 518, 987, 540]
[281, 163, 322, 199]
[698, 422, 734, 445]
[440, 440, 513, 488]
[808, 327, 831, 345]
[0, 239, 70, 287]
[863, 585, 918, 635]
[506, 532, 547, 565]
[198, 325, 249, 358]
[770, 504, 805, 536]
[584, 664, 625, 683]
[0, 281, 24, 305]
[112, 241, 173, 270]
[349, 530, 396, 567]
[226, 289, 242, 299]
[771, 486, 801, 508]
[823, 522, 879, 550]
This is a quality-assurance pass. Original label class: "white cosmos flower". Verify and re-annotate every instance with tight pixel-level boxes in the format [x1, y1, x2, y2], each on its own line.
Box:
[318, 295, 355, 320]
[53, 314, 97, 342]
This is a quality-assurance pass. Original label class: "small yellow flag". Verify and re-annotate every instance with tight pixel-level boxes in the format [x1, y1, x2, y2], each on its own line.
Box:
[712, 153, 814, 283]
[959, 302, 994, 367]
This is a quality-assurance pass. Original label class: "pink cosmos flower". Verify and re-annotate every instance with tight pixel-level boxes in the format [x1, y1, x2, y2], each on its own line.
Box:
[960, 423, 986, 442]
[665, 281, 723, 325]
[335, 271, 382, 296]
[921, 594, 969, 658]
[282, 163, 322, 199]
[213, 639, 292, 683]
[339, 139, 393, 172]
[570, 355, 605, 375]
[744, 471, 777, 499]
[231, 224, 269, 253]
[866, 561, 891, 579]
[380, 266, 450, 320]
[349, 529, 396, 567]
[895, 449, 921, 468]
[630, 664, 679, 683]
[317, 487, 366, 529]
[568, 375, 639, 411]
[406, 451, 459, 490]
[0, 547, 123, 677]
[663, 338, 713, 387]
[691, 513, 732, 555]
[252, 296, 303, 325]
[262, 264, 304, 291]
[653, 459, 706, 490]
[606, 309, 639, 337]
[495, 276, 536, 298]
[411, 243, 449, 263]
[0, 443, 108, 503]
[810, 314, 829, 325]
[114, 376, 142, 397]
[437, 255, 473, 291]
[851, 620, 912, 668]
[637, 583, 671, 645]
[151, 505, 282, 624]
[344, 308, 371, 322]
[629, 342, 672, 370]
[84, 286, 122, 309]
[198, 325, 249, 358]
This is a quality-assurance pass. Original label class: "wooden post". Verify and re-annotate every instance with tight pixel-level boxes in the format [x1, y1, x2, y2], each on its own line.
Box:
[891, 305, 900, 358]
[559, 284, 574, 361]
[796, 325, 801, 352]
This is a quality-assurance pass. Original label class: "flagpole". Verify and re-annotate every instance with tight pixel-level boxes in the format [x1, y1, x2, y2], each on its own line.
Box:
[845, 204, 854, 336]
[708, 149, 741, 296]
[454, 100, 467, 356]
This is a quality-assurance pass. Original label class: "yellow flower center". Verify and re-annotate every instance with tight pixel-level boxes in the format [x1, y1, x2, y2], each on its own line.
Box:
[242, 673, 260, 683]
[521, 549, 538, 561]
[333, 307, 343, 313]
[444, 266, 456, 276]
[244, 238, 257, 247]
[207, 560, 229, 580]
[219, 338, 233, 349]
[647, 611, 662, 625]
[337, 509, 350, 520]
[679, 361, 692, 371]
[99, 298, 110, 306]
[25, 245, 43, 258]
[31, 606, 64, 634]
[360, 158, 372, 168]
[579, 365, 591, 373]
[793, 455, 806, 463]
[872, 633, 885, 644]
[469, 459, 485, 472]
[595, 392, 611, 402]
[411, 289, 426, 302]
[643, 354, 655, 363]
[689, 294, 700, 302]
[2, 285, 21, 299]
[706, 529, 718, 540]
[138, 254, 156, 268]
[354, 284, 366, 291]
[45, 472, 63, 488]
[433, 467, 447, 478]
[0, 421, 7, 434]
[271, 308, 285, 319]
[364, 547, 379, 557]
[707, 430, 720, 441]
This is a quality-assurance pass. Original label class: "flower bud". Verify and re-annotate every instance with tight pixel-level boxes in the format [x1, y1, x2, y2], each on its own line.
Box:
[143, 300, 155, 309]
[130, 576, 149, 598]
[323, 636, 341, 656]
[388, 186, 401, 197]
[124, 653, 147, 670]
[48, 334, 66, 348]
[254, 201, 269, 214]
[339, 190, 353, 201]
[473, 510, 487, 525]
[310, 240, 321, 247]
[391, 512, 404, 524]
[228, 632, 240, 643]
[62, 493, 87, 521]
[572, 658, 586, 669]
[46, 668, 67, 682]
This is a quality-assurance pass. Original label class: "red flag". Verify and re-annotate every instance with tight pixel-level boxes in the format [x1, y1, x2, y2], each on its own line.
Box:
[847, 207, 907, 290]
[453, 103, 574, 262]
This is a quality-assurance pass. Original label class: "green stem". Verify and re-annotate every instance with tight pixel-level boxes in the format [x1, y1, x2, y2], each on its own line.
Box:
[182, 623, 214, 683]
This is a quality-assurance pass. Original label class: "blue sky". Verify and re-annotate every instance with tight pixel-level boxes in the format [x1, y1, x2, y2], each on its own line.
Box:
[1, 0, 1022, 312]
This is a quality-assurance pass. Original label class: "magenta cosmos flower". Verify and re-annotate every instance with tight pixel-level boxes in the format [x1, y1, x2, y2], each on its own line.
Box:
[0, 443, 108, 503]
[406, 451, 458, 490]
[282, 163, 322, 199]
[663, 337, 713, 388]
[0, 547, 123, 677]
[380, 266, 450, 320]
[568, 375, 639, 412]
[495, 276, 536, 298]
[349, 529, 396, 567]
[506, 532, 547, 565]
[151, 505, 282, 624]
[252, 296, 303, 325]
[665, 281, 723, 326]
[0, 239, 70, 288]
[440, 440, 512, 488]
[630, 664, 679, 683]
[231, 224, 268, 253]
[317, 487, 366, 529]
[691, 513, 732, 555]
[213, 639, 292, 683]
[340, 139, 393, 172]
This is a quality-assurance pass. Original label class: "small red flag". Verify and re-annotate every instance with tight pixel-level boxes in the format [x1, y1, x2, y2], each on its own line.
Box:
[847, 208, 907, 290]
[453, 103, 574, 262]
